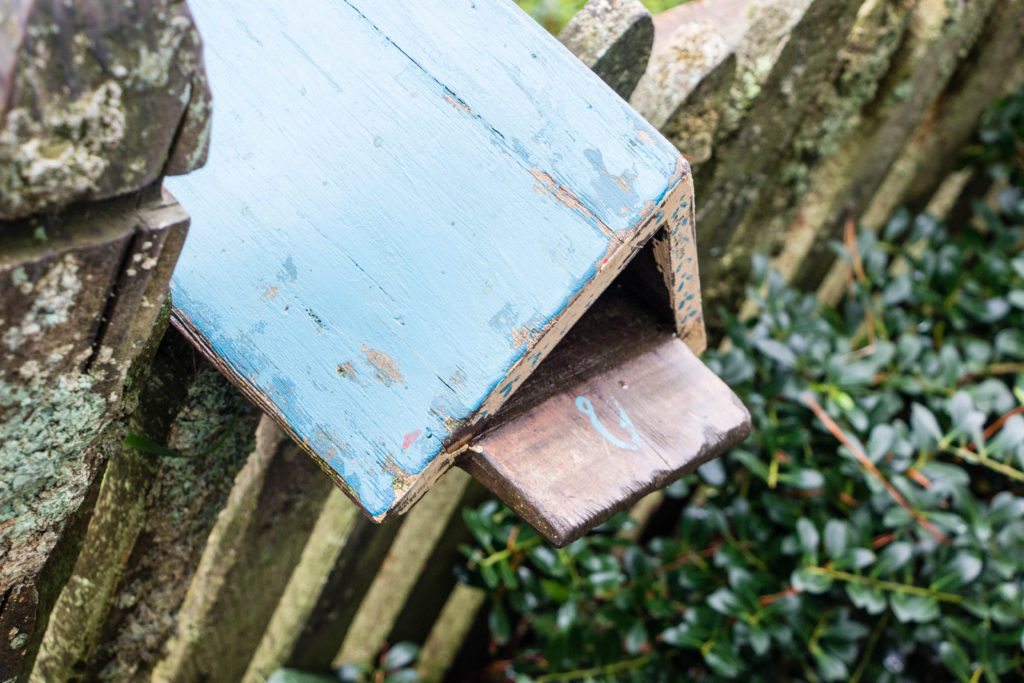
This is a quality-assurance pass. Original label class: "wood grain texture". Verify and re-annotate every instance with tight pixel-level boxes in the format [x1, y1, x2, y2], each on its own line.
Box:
[463, 288, 750, 546]
[166, 0, 700, 520]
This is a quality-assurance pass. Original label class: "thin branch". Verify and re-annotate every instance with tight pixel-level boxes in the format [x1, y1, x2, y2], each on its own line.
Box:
[802, 392, 949, 544]
[850, 611, 889, 683]
[946, 444, 1024, 483]
[984, 404, 1024, 440]
[806, 567, 963, 604]
[535, 654, 653, 682]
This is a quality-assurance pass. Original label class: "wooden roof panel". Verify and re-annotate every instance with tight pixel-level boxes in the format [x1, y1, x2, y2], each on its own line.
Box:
[167, 0, 688, 518]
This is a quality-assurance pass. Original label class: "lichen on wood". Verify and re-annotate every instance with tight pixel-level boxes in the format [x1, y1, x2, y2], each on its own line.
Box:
[0, 0, 211, 220]
[0, 191, 187, 682]
[81, 344, 259, 681]
[152, 417, 334, 683]
[557, 0, 654, 99]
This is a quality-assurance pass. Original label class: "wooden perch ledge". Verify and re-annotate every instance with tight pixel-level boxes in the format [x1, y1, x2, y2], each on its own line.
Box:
[165, 0, 750, 544]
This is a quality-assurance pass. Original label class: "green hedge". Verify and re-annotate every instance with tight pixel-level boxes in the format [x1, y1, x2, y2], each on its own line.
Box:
[458, 90, 1024, 682]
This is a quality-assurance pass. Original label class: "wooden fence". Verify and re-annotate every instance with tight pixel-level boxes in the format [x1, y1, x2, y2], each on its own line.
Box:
[2, 0, 1022, 680]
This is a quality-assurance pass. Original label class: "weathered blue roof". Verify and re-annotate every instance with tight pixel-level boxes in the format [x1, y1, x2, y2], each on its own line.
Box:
[167, 0, 686, 518]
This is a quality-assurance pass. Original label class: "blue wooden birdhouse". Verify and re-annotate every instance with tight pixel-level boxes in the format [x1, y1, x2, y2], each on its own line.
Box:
[167, 0, 751, 546]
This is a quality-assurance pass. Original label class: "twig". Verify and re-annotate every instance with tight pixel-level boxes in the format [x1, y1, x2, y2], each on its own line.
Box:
[984, 404, 1024, 440]
[907, 469, 932, 489]
[958, 362, 1024, 385]
[945, 444, 1024, 483]
[805, 567, 963, 604]
[535, 654, 653, 682]
[759, 586, 798, 607]
[850, 611, 889, 683]
[844, 217, 877, 348]
[802, 392, 949, 544]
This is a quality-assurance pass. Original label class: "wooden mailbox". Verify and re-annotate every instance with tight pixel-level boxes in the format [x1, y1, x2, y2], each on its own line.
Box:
[167, 0, 751, 546]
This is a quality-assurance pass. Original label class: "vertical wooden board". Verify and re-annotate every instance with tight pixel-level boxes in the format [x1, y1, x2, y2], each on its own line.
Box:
[688, 0, 861, 309]
[167, 0, 693, 520]
[152, 417, 335, 683]
[464, 290, 749, 546]
[415, 584, 488, 683]
[332, 470, 476, 669]
[29, 440, 158, 683]
[82, 344, 261, 682]
[557, 0, 655, 100]
[709, 0, 917, 290]
[385, 479, 490, 649]
[863, 2, 1024, 225]
[786, 0, 997, 290]
[0, 193, 187, 682]
[242, 489, 359, 683]
[284, 517, 406, 671]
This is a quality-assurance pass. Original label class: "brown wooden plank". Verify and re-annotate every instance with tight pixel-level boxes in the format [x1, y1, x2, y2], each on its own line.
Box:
[463, 288, 750, 546]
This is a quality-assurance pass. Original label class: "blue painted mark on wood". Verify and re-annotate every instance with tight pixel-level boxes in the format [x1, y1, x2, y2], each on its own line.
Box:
[167, 0, 684, 517]
[575, 396, 642, 451]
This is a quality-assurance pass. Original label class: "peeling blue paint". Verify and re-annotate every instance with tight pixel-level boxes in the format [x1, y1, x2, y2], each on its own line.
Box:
[168, 0, 683, 517]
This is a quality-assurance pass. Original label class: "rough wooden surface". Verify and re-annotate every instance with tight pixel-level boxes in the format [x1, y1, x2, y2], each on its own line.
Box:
[415, 584, 487, 683]
[333, 470, 478, 668]
[630, 0, 757, 167]
[27, 332, 201, 683]
[787, 0, 997, 290]
[242, 489, 359, 683]
[168, 0, 698, 521]
[284, 517, 405, 671]
[863, 1, 1024, 225]
[558, 0, 654, 99]
[0, 0, 211, 220]
[464, 288, 750, 547]
[28, 331, 259, 682]
[684, 0, 861, 314]
[88, 358, 258, 681]
[152, 417, 335, 683]
[0, 190, 187, 681]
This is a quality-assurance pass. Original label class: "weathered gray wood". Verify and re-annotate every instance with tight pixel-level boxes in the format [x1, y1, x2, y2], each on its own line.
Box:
[557, 0, 654, 100]
[464, 288, 750, 547]
[284, 517, 405, 671]
[717, 0, 917, 283]
[333, 470, 484, 669]
[152, 417, 334, 683]
[29, 435, 159, 683]
[0, 0, 211, 220]
[59, 333, 260, 682]
[787, 0, 998, 290]
[0, 190, 187, 681]
[415, 584, 488, 683]
[685, 0, 861, 312]
[242, 489, 359, 683]
[630, 0, 756, 168]
[385, 479, 490, 649]
[35, 324, 246, 683]
[864, 1, 1024, 225]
